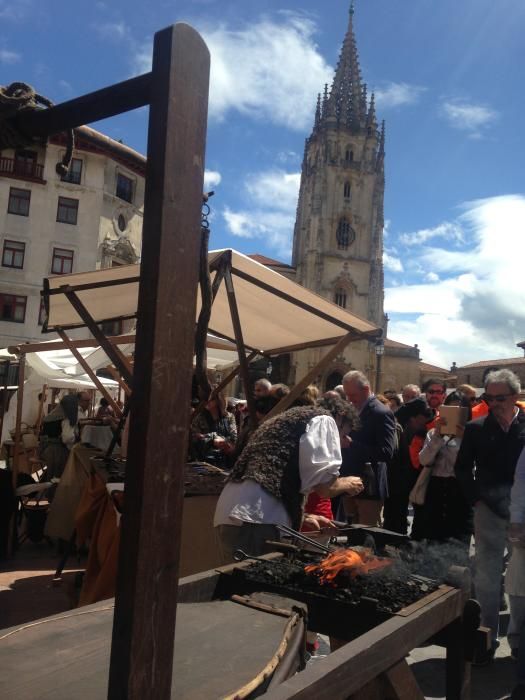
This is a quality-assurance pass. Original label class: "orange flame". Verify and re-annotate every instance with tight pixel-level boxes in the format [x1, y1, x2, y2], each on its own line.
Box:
[304, 548, 392, 585]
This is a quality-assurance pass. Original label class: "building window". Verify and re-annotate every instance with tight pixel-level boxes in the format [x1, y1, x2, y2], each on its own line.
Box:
[51, 247, 74, 274]
[2, 240, 25, 269]
[336, 218, 351, 250]
[345, 147, 354, 162]
[116, 173, 133, 203]
[57, 196, 79, 225]
[117, 214, 126, 232]
[61, 158, 83, 185]
[0, 294, 27, 323]
[38, 298, 47, 326]
[334, 289, 347, 308]
[343, 181, 351, 200]
[8, 187, 31, 216]
[14, 150, 37, 178]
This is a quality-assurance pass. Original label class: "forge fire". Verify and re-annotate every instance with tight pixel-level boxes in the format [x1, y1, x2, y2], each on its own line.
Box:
[304, 547, 392, 585]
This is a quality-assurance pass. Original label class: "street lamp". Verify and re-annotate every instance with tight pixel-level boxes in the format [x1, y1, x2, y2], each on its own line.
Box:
[375, 339, 384, 394]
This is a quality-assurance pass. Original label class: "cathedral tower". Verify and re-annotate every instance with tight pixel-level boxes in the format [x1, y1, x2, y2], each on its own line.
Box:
[292, 3, 386, 328]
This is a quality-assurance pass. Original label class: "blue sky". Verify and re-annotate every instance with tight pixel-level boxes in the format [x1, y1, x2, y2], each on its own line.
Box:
[2, 0, 525, 369]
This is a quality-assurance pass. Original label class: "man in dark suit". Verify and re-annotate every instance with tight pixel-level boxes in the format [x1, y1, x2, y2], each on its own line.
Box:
[340, 370, 396, 526]
[456, 369, 525, 665]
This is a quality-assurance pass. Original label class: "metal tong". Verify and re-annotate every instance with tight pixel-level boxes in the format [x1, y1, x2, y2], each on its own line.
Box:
[276, 523, 333, 554]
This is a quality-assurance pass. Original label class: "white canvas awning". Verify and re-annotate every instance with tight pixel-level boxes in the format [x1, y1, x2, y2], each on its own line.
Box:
[43, 249, 381, 353]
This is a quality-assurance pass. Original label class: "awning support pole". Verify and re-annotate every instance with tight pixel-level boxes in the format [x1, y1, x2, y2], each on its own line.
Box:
[224, 268, 257, 425]
[56, 329, 122, 418]
[264, 331, 357, 420]
[63, 290, 133, 386]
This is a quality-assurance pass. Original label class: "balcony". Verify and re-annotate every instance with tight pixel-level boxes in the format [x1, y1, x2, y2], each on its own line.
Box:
[0, 156, 45, 183]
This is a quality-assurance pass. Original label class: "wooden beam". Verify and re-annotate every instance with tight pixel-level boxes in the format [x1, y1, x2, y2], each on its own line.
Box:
[224, 268, 256, 425]
[107, 23, 210, 700]
[264, 332, 356, 421]
[0, 360, 11, 443]
[10, 334, 136, 355]
[13, 73, 152, 138]
[11, 355, 26, 489]
[34, 384, 48, 434]
[56, 330, 122, 418]
[63, 291, 133, 386]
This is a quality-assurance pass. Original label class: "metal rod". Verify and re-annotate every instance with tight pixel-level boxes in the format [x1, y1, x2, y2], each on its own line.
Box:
[276, 524, 332, 554]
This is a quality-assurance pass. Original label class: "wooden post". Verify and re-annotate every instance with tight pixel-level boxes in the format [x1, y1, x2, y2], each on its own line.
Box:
[56, 329, 122, 418]
[107, 23, 210, 700]
[224, 267, 257, 425]
[34, 384, 48, 433]
[264, 332, 358, 420]
[0, 359, 11, 444]
[11, 354, 26, 489]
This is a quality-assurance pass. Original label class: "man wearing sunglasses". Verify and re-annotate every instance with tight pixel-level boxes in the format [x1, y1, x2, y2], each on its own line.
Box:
[455, 369, 525, 666]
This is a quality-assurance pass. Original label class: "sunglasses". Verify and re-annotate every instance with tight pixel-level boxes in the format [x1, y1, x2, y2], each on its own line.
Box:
[427, 389, 445, 395]
[482, 393, 514, 403]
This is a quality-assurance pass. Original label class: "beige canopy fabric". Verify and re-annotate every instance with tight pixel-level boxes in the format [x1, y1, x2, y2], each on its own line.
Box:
[43, 249, 381, 353]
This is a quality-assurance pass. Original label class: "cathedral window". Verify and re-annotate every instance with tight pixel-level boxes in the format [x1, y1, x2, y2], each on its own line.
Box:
[336, 218, 351, 249]
[345, 147, 354, 163]
[343, 181, 351, 200]
[334, 289, 347, 308]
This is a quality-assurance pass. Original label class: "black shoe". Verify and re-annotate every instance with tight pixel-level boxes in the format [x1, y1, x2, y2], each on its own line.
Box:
[472, 646, 496, 667]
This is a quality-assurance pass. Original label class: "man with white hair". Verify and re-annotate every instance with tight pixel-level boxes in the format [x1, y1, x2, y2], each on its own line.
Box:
[341, 370, 396, 526]
[401, 384, 421, 404]
[456, 369, 525, 665]
[253, 378, 272, 399]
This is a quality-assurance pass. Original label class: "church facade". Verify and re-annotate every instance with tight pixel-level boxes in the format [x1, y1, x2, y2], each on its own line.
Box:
[277, 5, 421, 391]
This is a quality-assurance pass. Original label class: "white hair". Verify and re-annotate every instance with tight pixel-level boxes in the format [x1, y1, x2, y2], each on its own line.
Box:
[254, 378, 272, 390]
[342, 370, 370, 389]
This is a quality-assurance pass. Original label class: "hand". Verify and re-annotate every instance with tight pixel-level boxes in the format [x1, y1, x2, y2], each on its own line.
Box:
[340, 435, 353, 449]
[341, 476, 364, 497]
[302, 513, 337, 532]
[212, 436, 226, 448]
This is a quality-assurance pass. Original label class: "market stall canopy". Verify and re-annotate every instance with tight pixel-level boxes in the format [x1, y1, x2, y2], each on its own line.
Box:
[43, 249, 381, 353]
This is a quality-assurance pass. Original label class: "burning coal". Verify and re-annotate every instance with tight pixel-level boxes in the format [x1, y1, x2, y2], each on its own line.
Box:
[304, 547, 392, 585]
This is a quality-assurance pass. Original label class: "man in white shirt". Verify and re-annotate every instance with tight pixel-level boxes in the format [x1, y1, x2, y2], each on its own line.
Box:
[214, 396, 363, 564]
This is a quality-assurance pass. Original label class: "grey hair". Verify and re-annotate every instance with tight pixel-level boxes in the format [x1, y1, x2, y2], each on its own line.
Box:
[402, 384, 421, 396]
[342, 370, 370, 389]
[484, 369, 521, 395]
[333, 384, 346, 399]
[254, 378, 272, 390]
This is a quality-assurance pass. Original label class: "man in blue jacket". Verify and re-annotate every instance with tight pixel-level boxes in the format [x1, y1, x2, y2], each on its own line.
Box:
[341, 370, 396, 526]
[455, 369, 525, 665]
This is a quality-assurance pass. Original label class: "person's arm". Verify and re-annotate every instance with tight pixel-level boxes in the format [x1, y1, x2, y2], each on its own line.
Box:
[454, 422, 479, 505]
[299, 415, 363, 497]
[510, 446, 525, 525]
[419, 428, 444, 467]
[61, 418, 76, 449]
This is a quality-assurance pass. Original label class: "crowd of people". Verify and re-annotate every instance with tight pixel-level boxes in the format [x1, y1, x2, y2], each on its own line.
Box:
[189, 368, 525, 698]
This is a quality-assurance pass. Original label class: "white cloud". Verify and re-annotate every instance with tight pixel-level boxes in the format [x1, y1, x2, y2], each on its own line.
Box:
[93, 21, 130, 40]
[383, 251, 403, 273]
[0, 0, 31, 20]
[374, 82, 426, 109]
[386, 195, 525, 368]
[399, 221, 464, 246]
[204, 170, 221, 190]
[441, 99, 498, 137]
[134, 15, 333, 132]
[223, 170, 300, 258]
[0, 48, 20, 63]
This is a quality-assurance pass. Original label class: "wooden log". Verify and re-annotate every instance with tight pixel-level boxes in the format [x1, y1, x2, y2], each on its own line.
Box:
[107, 23, 210, 700]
